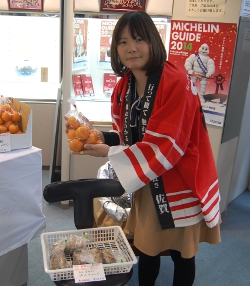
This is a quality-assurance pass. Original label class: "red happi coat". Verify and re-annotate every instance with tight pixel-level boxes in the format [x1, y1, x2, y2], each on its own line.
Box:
[108, 61, 220, 228]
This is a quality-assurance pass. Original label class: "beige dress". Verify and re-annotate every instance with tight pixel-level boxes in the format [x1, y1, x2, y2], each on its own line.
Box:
[124, 185, 221, 258]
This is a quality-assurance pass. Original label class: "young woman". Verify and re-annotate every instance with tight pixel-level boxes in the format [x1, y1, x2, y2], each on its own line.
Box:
[79, 11, 221, 286]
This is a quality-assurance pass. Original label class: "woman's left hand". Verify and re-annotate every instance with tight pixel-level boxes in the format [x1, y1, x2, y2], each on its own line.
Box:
[81, 143, 110, 157]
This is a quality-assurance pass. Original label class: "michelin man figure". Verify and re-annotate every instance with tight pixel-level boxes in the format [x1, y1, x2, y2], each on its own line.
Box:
[184, 43, 215, 103]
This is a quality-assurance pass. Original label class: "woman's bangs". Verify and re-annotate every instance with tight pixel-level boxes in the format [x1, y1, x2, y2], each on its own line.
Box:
[128, 20, 148, 40]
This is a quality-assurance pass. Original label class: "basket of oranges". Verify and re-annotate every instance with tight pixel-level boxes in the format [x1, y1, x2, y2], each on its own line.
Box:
[0, 96, 23, 134]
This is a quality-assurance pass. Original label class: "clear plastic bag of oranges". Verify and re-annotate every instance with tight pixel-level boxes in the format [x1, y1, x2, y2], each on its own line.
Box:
[0, 95, 22, 134]
[64, 99, 103, 153]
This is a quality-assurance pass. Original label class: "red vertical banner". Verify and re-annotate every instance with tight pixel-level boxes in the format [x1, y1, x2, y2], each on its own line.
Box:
[168, 20, 237, 127]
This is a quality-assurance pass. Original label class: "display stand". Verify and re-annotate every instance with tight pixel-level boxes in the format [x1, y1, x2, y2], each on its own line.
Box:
[0, 146, 45, 286]
[49, 87, 62, 183]
[48, 87, 71, 208]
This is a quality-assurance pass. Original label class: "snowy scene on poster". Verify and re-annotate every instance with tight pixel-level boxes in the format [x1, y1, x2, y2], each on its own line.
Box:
[168, 20, 237, 127]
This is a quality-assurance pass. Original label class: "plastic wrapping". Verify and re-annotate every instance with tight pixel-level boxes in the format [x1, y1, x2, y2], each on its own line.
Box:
[97, 161, 132, 222]
[64, 98, 103, 153]
[65, 234, 87, 254]
[73, 249, 95, 265]
[50, 252, 69, 270]
[101, 249, 116, 264]
[50, 238, 67, 255]
[90, 248, 103, 263]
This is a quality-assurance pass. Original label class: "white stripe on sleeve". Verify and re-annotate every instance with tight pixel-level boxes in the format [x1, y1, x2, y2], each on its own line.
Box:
[108, 145, 145, 193]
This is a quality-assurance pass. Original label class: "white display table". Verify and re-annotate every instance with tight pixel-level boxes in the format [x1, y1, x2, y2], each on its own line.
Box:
[0, 146, 46, 286]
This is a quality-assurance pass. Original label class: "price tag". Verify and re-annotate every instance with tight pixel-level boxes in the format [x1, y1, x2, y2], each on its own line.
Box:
[41, 67, 48, 82]
[73, 263, 106, 283]
[0, 133, 11, 152]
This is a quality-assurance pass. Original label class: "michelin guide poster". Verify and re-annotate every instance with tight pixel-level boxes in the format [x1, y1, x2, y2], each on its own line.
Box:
[168, 20, 237, 127]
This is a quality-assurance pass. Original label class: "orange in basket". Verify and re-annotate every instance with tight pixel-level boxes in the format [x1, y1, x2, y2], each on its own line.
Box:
[0, 125, 7, 133]
[75, 124, 90, 141]
[3, 120, 13, 130]
[85, 130, 100, 144]
[11, 111, 21, 122]
[67, 116, 80, 129]
[1, 104, 11, 111]
[69, 138, 84, 152]
[2, 111, 11, 122]
[9, 124, 19, 134]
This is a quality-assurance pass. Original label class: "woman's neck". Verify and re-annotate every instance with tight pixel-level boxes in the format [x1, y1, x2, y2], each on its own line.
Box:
[133, 71, 147, 98]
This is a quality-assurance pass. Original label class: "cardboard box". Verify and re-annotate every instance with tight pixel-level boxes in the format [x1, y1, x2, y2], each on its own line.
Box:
[0, 98, 32, 152]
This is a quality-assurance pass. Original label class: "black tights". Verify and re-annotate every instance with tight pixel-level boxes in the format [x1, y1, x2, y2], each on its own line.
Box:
[138, 249, 195, 286]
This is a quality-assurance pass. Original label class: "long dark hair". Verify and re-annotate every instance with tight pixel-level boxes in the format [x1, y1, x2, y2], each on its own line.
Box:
[111, 11, 167, 77]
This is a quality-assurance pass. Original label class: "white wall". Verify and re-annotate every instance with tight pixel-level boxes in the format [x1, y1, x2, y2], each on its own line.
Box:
[27, 102, 61, 166]
[227, 76, 250, 203]
[172, 0, 241, 23]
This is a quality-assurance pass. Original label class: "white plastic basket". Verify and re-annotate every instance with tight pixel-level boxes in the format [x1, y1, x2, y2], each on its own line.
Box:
[41, 226, 137, 281]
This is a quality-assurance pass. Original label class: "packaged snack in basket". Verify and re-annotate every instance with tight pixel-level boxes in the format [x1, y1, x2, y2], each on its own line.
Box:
[64, 234, 87, 254]
[64, 98, 103, 153]
[89, 248, 103, 263]
[101, 249, 116, 264]
[73, 249, 95, 265]
[50, 238, 67, 255]
[0, 95, 22, 134]
[50, 252, 71, 270]
[113, 251, 126, 263]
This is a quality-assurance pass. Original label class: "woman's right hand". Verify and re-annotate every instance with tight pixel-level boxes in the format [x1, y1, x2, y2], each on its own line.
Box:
[81, 143, 110, 157]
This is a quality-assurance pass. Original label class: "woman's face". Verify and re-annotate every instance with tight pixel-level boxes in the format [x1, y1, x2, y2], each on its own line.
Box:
[117, 25, 150, 73]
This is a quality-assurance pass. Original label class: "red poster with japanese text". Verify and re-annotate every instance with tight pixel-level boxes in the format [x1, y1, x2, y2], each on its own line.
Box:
[168, 20, 237, 127]
[99, 20, 117, 69]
